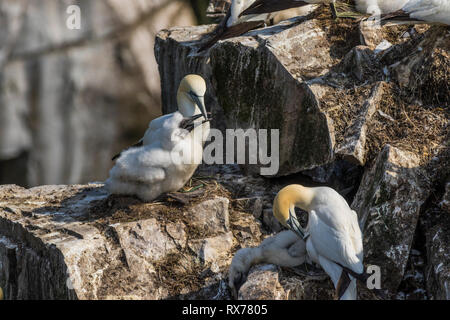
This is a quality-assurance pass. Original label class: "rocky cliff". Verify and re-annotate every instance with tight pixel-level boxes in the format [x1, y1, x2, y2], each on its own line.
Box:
[0, 0, 196, 187]
[0, 4, 448, 300]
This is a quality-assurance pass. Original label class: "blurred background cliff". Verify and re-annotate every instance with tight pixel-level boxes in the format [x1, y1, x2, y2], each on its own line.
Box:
[0, 0, 210, 187]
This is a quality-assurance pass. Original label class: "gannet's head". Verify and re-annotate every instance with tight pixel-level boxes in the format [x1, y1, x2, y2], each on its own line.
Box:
[273, 184, 313, 239]
[177, 74, 209, 120]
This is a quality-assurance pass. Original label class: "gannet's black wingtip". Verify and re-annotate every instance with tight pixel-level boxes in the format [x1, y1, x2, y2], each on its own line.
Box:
[239, 0, 310, 17]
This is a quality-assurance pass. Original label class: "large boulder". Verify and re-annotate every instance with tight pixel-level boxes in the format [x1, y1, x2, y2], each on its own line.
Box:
[421, 183, 450, 300]
[155, 7, 443, 177]
[352, 145, 430, 296]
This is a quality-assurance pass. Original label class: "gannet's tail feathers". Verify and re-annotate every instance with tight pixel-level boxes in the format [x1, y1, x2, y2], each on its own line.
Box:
[112, 140, 143, 161]
[239, 0, 310, 17]
[336, 263, 388, 299]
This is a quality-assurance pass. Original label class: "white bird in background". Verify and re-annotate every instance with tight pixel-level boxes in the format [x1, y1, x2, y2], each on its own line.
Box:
[356, 0, 409, 16]
[386, 0, 450, 25]
[199, 0, 269, 51]
[106, 75, 210, 202]
[272, 184, 364, 300]
[228, 230, 307, 298]
[238, 0, 410, 18]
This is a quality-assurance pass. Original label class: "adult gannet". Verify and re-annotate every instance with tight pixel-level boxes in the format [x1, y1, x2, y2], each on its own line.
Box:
[239, 0, 409, 18]
[228, 230, 307, 298]
[106, 75, 211, 202]
[384, 0, 450, 25]
[112, 74, 210, 160]
[272, 184, 364, 300]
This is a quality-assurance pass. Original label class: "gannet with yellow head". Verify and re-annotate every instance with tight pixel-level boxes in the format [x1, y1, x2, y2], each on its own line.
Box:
[112, 74, 210, 160]
[106, 75, 211, 201]
[273, 184, 364, 300]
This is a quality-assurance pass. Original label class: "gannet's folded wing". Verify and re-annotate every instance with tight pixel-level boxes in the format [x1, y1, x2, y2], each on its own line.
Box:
[309, 207, 364, 274]
[383, 0, 449, 25]
[239, 0, 311, 17]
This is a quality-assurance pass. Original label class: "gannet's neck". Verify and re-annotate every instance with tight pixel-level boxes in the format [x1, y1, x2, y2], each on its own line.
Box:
[283, 184, 315, 212]
[177, 92, 200, 117]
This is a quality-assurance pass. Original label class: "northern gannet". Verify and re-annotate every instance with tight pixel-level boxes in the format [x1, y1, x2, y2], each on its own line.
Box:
[272, 184, 364, 300]
[384, 0, 450, 25]
[228, 230, 307, 298]
[106, 75, 210, 202]
[112, 74, 210, 160]
[239, 0, 409, 18]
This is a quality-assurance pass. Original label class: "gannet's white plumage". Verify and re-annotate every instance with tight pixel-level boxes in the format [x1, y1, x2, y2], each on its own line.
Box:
[228, 0, 269, 26]
[401, 0, 450, 25]
[239, 0, 411, 18]
[106, 75, 210, 201]
[273, 184, 363, 300]
[228, 230, 307, 298]
[356, 0, 409, 15]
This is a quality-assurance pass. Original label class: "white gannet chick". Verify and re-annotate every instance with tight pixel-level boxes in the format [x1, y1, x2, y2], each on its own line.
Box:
[273, 184, 364, 300]
[106, 75, 210, 202]
[112, 74, 209, 160]
[228, 230, 307, 298]
[398, 0, 450, 25]
[105, 113, 208, 201]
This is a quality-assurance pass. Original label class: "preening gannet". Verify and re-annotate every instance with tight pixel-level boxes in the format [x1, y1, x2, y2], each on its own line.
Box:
[385, 0, 450, 25]
[228, 230, 307, 298]
[105, 75, 211, 202]
[112, 74, 210, 160]
[273, 184, 364, 300]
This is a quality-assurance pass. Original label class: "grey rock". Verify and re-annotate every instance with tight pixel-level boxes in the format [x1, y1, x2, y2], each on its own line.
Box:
[0, 184, 245, 299]
[352, 145, 430, 295]
[238, 264, 287, 300]
[186, 197, 230, 236]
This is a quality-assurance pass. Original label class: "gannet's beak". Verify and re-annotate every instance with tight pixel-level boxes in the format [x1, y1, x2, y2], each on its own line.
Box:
[287, 209, 308, 240]
[190, 93, 209, 121]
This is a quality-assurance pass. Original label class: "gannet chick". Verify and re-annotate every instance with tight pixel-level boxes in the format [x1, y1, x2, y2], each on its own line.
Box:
[273, 184, 364, 300]
[106, 75, 211, 202]
[386, 0, 450, 25]
[112, 74, 209, 160]
[228, 230, 307, 298]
